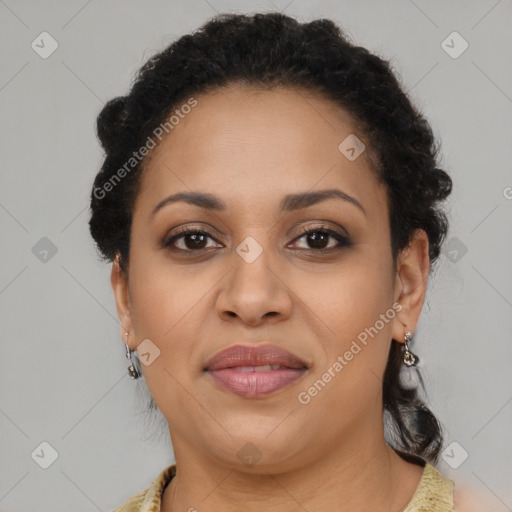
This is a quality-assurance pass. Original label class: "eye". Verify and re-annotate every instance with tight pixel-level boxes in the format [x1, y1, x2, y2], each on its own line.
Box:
[162, 227, 222, 252]
[162, 224, 351, 254]
[288, 225, 351, 253]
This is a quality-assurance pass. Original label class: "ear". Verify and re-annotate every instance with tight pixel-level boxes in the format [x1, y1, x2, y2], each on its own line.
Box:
[111, 254, 133, 349]
[391, 229, 430, 344]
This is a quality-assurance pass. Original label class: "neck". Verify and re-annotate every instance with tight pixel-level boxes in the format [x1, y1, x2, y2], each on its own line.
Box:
[161, 425, 424, 512]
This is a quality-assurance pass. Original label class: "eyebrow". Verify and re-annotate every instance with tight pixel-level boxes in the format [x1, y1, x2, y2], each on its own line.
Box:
[151, 188, 366, 217]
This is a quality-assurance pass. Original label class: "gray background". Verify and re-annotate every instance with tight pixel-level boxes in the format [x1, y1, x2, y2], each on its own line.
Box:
[1, 0, 511, 511]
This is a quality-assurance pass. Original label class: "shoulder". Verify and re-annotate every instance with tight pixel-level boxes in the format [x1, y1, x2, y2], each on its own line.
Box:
[111, 465, 176, 512]
[403, 463, 455, 512]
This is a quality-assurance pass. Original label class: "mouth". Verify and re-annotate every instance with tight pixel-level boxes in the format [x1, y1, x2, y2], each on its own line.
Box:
[204, 343, 308, 398]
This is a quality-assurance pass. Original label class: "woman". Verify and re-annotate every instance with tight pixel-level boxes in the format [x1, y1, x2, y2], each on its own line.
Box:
[89, 12, 456, 511]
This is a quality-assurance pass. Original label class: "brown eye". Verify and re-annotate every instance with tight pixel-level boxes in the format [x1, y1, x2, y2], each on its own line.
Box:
[290, 226, 351, 252]
[162, 224, 351, 255]
[163, 228, 222, 252]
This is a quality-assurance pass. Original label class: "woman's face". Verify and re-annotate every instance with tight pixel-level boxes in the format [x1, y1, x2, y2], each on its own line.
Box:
[112, 85, 428, 472]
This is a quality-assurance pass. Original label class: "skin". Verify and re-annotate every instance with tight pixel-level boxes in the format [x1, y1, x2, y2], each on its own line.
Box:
[111, 85, 431, 512]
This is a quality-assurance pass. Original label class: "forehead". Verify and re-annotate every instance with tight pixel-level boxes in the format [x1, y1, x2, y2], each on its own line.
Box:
[134, 85, 385, 218]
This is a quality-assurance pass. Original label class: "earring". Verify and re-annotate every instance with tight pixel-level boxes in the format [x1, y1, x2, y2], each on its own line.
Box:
[400, 330, 421, 389]
[125, 331, 141, 379]
[403, 330, 418, 367]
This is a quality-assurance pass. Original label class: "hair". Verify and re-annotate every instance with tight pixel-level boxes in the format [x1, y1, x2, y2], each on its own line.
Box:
[89, 12, 452, 464]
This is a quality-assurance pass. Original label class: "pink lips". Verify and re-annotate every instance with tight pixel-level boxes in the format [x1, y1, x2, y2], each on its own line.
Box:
[204, 344, 308, 398]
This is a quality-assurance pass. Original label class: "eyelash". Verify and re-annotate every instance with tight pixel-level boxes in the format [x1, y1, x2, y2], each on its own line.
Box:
[162, 224, 351, 254]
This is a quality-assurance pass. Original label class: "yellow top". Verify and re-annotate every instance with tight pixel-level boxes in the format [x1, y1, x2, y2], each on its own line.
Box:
[112, 462, 454, 512]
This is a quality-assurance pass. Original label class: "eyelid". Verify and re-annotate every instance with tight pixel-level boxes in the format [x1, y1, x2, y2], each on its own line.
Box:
[163, 223, 223, 242]
[290, 220, 350, 239]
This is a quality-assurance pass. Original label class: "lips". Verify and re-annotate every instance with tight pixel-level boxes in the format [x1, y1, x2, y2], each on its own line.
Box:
[204, 344, 308, 371]
[204, 344, 308, 398]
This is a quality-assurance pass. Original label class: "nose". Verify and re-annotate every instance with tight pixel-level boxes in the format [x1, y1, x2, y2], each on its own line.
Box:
[216, 243, 293, 327]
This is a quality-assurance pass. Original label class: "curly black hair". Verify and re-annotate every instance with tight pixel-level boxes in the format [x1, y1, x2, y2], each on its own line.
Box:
[89, 12, 452, 464]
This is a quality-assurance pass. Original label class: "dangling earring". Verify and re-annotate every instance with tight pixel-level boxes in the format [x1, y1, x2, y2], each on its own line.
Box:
[403, 330, 418, 367]
[125, 331, 141, 379]
[400, 330, 422, 389]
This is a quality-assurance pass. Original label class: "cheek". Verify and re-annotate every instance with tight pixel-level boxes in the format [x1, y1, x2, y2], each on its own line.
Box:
[292, 250, 395, 401]
[295, 247, 394, 340]
[127, 252, 230, 415]
[126, 251, 199, 386]
[128, 237, 208, 341]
